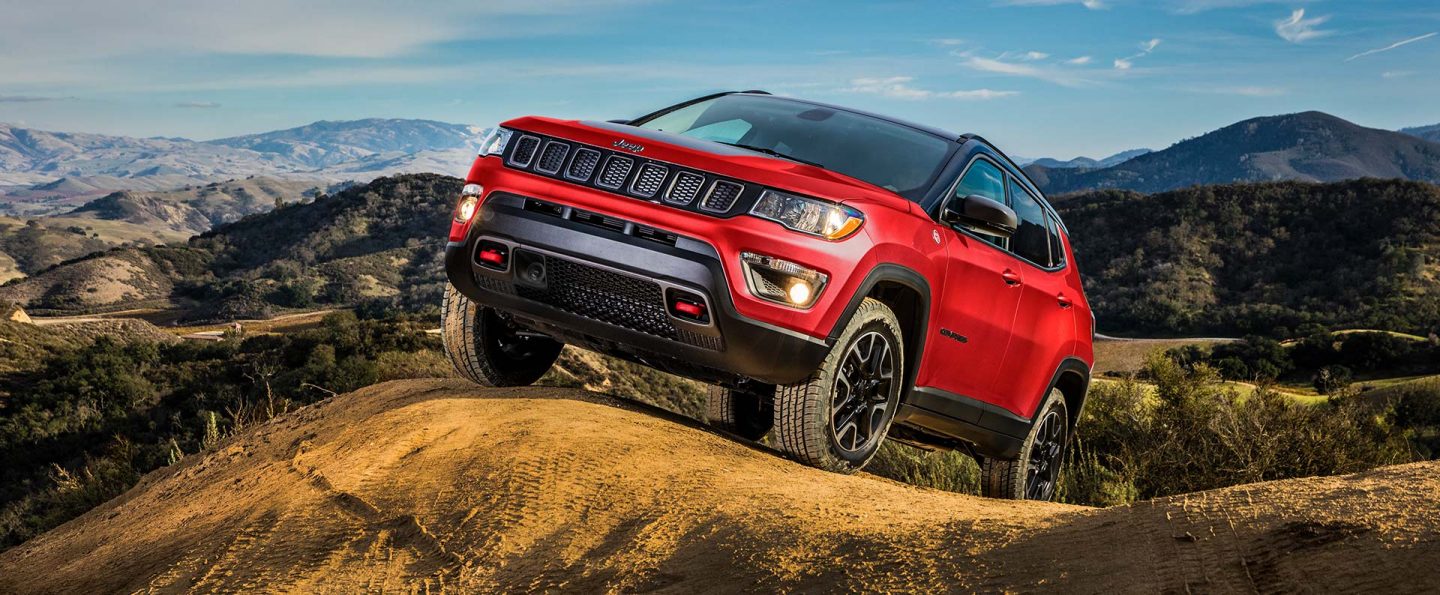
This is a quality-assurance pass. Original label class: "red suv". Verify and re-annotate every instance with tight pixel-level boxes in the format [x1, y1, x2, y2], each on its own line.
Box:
[442, 91, 1093, 500]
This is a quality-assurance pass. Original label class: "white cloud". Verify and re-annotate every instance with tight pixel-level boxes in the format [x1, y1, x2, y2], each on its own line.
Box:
[1345, 32, 1437, 62]
[1275, 8, 1332, 43]
[1023, 51, 1051, 61]
[844, 76, 1018, 100]
[0, 95, 74, 103]
[174, 101, 222, 108]
[1066, 56, 1093, 65]
[961, 55, 1103, 87]
[998, 0, 1106, 9]
[1168, 0, 1314, 14]
[1114, 38, 1161, 70]
[930, 38, 968, 46]
[1382, 70, 1415, 79]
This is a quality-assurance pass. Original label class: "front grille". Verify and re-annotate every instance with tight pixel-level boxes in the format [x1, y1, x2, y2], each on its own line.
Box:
[702, 180, 744, 212]
[666, 171, 705, 206]
[597, 156, 634, 190]
[630, 163, 668, 198]
[501, 131, 756, 217]
[536, 141, 569, 174]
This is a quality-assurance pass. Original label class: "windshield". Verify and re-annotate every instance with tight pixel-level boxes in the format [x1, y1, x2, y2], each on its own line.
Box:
[633, 94, 953, 201]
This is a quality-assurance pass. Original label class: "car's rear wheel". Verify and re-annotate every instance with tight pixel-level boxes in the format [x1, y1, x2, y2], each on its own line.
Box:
[981, 389, 1068, 501]
[441, 285, 563, 387]
[705, 384, 774, 441]
[773, 298, 903, 473]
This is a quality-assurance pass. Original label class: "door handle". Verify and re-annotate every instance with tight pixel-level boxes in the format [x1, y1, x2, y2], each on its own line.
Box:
[1001, 269, 1022, 286]
[1057, 293, 1073, 309]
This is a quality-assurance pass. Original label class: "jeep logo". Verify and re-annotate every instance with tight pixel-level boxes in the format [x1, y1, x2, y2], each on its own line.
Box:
[612, 139, 645, 153]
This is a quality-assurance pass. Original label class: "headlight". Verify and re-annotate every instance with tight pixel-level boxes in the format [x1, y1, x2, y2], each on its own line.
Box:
[478, 127, 513, 157]
[741, 251, 828, 309]
[749, 189, 864, 240]
[454, 183, 483, 224]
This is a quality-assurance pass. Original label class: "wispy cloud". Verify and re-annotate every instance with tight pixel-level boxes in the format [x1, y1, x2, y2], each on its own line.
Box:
[1114, 38, 1161, 70]
[961, 54, 1103, 87]
[1168, 0, 1314, 14]
[0, 94, 74, 103]
[174, 101, 222, 108]
[929, 38, 967, 46]
[1345, 32, 1437, 61]
[1274, 8, 1332, 43]
[1066, 56, 1093, 65]
[844, 77, 1018, 100]
[1198, 85, 1288, 97]
[997, 0, 1106, 9]
[1382, 70, 1415, 79]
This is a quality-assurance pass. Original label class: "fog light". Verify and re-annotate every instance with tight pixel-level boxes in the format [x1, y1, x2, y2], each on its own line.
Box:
[454, 184, 483, 224]
[740, 251, 827, 309]
[786, 280, 812, 305]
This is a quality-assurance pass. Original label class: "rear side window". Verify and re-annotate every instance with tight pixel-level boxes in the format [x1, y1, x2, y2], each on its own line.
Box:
[952, 159, 1008, 247]
[1046, 213, 1066, 268]
[1007, 177, 1051, 267]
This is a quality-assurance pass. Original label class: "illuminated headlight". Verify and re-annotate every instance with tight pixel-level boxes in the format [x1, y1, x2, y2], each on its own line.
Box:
[741, 251, 828, 309]
[477, 127, 513, 157]
[749, 189, 864, 240]
[454, 183, 483, 223]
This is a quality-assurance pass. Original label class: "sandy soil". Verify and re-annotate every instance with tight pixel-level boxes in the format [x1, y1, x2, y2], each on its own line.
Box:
[1, 379, 1435, 593]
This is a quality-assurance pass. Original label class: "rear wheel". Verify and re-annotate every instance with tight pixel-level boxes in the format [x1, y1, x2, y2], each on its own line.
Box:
[705, 384, 774, 441]
[441, 285, 563, 387]
[981, 389, 1069, 501]
[772, 298, 904, 473]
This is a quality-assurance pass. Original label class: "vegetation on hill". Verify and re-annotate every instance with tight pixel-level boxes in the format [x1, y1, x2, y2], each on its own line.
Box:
[1056, 179, 1440, 337]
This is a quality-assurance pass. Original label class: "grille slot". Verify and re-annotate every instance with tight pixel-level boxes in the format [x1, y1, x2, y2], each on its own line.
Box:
[597, 156, 634, 189]
[509, 135, 541, 168]
[571, 209, 626, 233]
[665, 172, 705, 206]
[566, 148, 602, 181]
[535, 141, 569, 174]
[629, 163, 669, 198]
[701, 180, 744, 213]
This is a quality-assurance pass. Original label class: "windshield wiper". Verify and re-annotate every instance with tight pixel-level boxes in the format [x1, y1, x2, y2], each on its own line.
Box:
[714, 141, 826, 169]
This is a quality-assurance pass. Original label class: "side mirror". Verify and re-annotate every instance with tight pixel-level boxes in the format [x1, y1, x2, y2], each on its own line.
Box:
[943, 194, 1017, 239]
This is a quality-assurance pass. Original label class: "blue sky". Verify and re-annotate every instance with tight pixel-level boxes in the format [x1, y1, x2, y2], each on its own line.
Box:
[1, 0, 1437, 158]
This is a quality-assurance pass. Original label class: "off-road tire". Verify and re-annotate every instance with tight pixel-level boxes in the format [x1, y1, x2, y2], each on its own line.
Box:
[705, 384, 774, 441]
[441, 285, 563, 387]
[981, 389, 1068, 501]
[773, 298, 904, 473]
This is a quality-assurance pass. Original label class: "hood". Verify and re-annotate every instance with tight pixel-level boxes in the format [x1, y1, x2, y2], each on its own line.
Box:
[502, 116, 912, 210]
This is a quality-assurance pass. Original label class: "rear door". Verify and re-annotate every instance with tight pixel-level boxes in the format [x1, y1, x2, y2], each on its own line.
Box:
[990, 177, 1077, 418]
[919, 157, 1025, 404]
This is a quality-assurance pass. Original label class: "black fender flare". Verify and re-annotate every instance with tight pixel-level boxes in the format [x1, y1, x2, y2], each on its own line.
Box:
[826, 263, 932, 392]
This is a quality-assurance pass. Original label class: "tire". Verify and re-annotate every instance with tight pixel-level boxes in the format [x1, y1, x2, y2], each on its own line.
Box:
[441, 285, 563, 387]
[772, 298, 904, 473]
[705, 384, 774, 441]
[981, 389, 1069, 501]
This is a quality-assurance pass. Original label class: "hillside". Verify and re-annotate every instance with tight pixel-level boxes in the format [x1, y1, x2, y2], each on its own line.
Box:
[1026, 148, 1151, 170]
[208, 118, 483, 169]
[1030, 112, 1440, 194]
[1402, 123, 1440, 144]
[0, 378, 1433, 592]
[1056, 179, 1440, 336]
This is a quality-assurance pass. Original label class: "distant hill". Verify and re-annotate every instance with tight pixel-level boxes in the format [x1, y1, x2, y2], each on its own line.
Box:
[208, 118, 483, 169]
[1026, 149, 1151, 170]
[1401, 123, 1440, 144]
[1029, 112, 1440, 195]
[1055, 179, 1440, 336]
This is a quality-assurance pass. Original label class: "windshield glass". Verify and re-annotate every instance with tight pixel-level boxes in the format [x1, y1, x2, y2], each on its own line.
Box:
[634, 94, 953, 201]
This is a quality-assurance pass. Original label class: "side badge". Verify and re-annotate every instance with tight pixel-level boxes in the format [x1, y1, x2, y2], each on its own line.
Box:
[932, 229, 942, 245]
[940, 328, 968, 343]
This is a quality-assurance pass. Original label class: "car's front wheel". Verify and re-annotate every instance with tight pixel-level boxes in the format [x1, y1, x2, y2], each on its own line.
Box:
[441, 285, 563, 387]
[980, 389, 1069, 501]
[772, 298, 903, 473]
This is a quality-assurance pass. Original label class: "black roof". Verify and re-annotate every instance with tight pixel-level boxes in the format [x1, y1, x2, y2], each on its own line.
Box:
[727, 92, 965, 142]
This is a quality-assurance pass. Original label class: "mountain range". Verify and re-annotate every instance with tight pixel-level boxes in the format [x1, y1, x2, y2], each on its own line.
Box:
[1402, 123, 1440, 144]
[1018, 149, 1152, 170]
[0, 119, 484, 215]
[1027, 112, 1440, 195]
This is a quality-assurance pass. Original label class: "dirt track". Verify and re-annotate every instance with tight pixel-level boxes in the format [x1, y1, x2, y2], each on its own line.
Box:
[1, 379, 1435, 593]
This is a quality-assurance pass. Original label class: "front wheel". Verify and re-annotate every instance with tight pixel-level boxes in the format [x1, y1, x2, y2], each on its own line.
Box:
[772, 298, 904, 473]
[981, 389, 1069, 501]
[441, 285, 563, 387]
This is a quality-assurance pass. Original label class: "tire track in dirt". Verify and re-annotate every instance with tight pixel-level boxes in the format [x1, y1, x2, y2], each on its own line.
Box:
[1, 379, 1435, 594]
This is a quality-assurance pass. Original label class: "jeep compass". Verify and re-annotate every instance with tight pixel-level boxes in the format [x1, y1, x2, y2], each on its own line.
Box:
[442, 91, 1094, 501]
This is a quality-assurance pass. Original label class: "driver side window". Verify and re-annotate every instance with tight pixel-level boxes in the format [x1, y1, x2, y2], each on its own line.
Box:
[952, 159, 1007, 247]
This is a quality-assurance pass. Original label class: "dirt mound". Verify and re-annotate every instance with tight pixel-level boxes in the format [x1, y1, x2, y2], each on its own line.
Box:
[0, 251, 174, 313]
[1, 379, 1435, 593]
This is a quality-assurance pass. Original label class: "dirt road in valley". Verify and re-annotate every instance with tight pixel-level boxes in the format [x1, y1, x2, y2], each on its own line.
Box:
[1, 379, 1435, 593]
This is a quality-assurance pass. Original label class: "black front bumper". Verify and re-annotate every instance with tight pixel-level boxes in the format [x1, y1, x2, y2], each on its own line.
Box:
[445, 192, 830, 386]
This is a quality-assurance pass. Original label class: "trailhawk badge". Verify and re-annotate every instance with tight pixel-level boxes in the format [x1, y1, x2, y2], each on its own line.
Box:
[612, 139, 645, 153]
